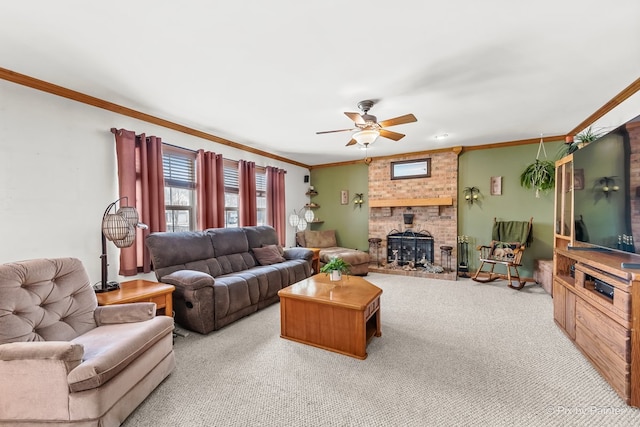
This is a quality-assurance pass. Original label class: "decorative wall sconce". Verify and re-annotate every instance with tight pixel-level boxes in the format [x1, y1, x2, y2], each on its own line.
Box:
[463, 187, 480, 204]
[600, 176, 619, 197]
[353, 193, 364, 208]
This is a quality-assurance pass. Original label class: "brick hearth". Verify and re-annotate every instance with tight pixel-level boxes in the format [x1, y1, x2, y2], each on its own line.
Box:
[368, 265, 458, 281]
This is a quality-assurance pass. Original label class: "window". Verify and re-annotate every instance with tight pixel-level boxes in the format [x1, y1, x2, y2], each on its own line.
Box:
[223, 159, 239, 228]
[223, 159, 266, 227]
[256, 167, 266, 226]
[163, 145, 196, 232]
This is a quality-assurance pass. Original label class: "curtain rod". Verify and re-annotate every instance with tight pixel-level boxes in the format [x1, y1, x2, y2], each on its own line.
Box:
[109, 128, 288, 170]
[109, 128, 197, 153]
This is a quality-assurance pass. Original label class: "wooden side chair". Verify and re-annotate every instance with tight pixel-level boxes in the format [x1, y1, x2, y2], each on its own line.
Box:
[472, 217, 533, 290]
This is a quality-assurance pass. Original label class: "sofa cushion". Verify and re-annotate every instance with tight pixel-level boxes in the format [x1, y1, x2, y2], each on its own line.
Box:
[146, 231, 216, 279]
[213, 274, 259, 317]
[304, 230, 337, 248]
[146, 231, 214, 267]
[207, 228, 249, 256]
[244, 225, 280, 249]
[319, 247, 370, 265]
[252, 245, 286, 265]
[68, 316, 174, 392]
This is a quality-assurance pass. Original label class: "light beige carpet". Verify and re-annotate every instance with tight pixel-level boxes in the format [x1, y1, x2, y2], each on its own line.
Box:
[123, 273, 640, 426]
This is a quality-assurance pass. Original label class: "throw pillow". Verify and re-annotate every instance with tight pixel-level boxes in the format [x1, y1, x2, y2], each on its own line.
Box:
[490, 241, 521, 261]
[262, 243, 285, 256]
[253, 245, 286, 265]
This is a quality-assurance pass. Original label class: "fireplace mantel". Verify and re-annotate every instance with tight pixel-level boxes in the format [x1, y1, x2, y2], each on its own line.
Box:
[369, 197, 453, 208]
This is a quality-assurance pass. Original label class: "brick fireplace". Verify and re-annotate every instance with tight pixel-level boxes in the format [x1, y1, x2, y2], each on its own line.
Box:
[368, 149, 459, 280]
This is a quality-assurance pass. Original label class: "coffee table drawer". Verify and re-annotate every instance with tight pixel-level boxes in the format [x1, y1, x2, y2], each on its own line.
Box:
[364, 297, 380, 320]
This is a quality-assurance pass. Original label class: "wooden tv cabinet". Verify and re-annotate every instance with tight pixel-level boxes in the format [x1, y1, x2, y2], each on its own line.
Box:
[553, 247, 640, 406]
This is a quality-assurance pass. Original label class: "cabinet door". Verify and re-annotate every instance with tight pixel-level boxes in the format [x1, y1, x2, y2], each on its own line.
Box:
[554, 156, 573, 238]
[553, 280, 566, 329]
[565, 290, 576, 340]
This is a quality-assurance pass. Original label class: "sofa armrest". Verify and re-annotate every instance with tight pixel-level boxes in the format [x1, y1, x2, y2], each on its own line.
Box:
[284, 247, 313, 261]
[162, 269, 215, 290]
[0, 341, 84, 364]
[94, 302, 156, 325]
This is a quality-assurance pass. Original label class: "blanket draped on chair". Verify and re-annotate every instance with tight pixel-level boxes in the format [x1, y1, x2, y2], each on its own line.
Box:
[492, 220, 533, 246]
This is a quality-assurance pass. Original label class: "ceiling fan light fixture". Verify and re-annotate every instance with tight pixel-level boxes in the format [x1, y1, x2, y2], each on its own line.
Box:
[353, 129, 380, 145]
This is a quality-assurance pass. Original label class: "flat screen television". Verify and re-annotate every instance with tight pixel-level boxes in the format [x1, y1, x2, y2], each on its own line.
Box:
[572, 113, 640, 254]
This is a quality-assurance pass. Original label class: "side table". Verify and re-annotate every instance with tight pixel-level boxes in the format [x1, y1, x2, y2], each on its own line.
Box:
[96, 279, 175, 317]
[308, 247, 321, 274]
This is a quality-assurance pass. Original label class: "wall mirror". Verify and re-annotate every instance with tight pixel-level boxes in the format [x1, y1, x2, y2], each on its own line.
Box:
[390, 158, 431, 180]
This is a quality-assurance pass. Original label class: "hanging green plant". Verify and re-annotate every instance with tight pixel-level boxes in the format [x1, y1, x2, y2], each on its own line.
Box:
[520, 135, 555, 198]
[520, 159, 555, 197]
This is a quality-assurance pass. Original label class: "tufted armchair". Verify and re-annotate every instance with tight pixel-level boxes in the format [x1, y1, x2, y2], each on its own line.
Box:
[0, 258, 175, 426]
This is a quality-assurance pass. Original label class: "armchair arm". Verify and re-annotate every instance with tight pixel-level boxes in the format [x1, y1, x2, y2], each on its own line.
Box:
[0, 341, 83, 365]
[0, 342, 84, 420]
[284, 247, 313, 261]
[94, 302, 156, 325]
[162, 269, 215, 290]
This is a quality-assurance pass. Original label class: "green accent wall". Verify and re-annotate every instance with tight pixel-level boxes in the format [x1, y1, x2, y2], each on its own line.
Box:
[311, 141, 565, 278]
[458, 141, 564, 277]
[309, 164, 370, 251]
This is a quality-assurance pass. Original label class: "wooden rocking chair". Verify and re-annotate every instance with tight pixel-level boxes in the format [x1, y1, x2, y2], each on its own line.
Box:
[472, 217, 533, 290]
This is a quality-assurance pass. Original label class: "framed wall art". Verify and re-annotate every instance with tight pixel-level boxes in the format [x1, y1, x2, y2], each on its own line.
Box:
[490, 176, 502, 195]
[340, 190, 349, 205]
[390, 158, 431, 180]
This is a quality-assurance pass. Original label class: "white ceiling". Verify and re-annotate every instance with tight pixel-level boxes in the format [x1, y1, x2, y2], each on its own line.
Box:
[2, 1, 639, 166]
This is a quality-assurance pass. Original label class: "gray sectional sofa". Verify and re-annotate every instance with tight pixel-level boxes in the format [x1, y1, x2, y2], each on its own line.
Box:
[146, 225, 313, 334]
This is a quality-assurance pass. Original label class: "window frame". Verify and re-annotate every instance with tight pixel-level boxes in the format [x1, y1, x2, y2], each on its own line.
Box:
[223, 159, 267, 227]
[163, 144, 197, 232]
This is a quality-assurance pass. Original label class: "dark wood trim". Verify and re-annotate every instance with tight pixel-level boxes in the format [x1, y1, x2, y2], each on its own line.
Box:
[568, 77, 640, 137]
[4, 66, 638, 170]
[0, 67, 310, 169]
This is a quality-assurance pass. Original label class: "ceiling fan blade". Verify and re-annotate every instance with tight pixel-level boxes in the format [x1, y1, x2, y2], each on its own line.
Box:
[379, 129, 405, 141]
[344, 112, 365, 124]
[346, 138, 357, 146]
[316, 128, 354, 135]
[378, 113, 417, 128]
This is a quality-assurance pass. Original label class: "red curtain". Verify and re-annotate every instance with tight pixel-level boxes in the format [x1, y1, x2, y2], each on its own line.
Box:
[266, 166, 286, 245]
[114, 129, 166, 275]
[196, 150, 225, 230]
[238, 160, 257, 226]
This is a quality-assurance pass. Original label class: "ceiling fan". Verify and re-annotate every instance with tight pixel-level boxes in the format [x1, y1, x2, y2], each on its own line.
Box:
[316, 100, 417, 146]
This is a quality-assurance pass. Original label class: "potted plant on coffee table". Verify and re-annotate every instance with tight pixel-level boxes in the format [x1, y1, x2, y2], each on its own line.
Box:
[320, 257, 351, 281]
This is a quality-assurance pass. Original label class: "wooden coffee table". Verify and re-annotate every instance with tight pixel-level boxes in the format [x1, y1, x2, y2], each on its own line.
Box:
[278, 274, 382, 359]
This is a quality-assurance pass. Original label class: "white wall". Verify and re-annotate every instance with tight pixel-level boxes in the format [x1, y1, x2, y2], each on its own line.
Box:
[0, 80, 309, 285]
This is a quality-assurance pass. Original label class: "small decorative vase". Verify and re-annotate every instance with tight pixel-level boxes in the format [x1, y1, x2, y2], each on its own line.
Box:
[330, 270, 342, 281]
